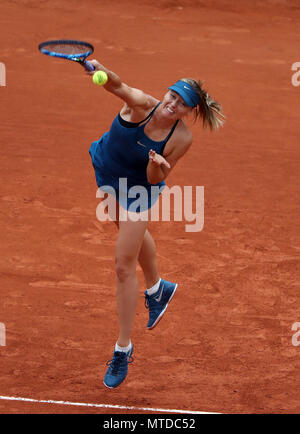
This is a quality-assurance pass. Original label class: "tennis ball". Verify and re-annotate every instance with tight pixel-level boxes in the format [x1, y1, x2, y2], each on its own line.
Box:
[92, 70, 108, 86]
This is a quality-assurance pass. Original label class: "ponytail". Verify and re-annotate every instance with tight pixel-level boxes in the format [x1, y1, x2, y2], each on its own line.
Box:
[181, 78, 225, 131]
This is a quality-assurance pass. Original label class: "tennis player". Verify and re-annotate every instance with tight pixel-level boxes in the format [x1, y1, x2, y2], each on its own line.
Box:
[88, 60, 224, 389]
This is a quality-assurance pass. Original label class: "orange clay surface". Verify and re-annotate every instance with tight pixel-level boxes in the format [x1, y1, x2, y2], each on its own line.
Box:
[0, 0, 300, 414]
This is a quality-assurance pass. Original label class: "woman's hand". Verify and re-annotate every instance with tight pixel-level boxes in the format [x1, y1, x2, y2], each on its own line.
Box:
[148, 150, 171, 169]
[85, 59, 108, 75]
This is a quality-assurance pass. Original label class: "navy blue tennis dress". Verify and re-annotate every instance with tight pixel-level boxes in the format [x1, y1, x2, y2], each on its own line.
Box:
[89, 103, 179, 212]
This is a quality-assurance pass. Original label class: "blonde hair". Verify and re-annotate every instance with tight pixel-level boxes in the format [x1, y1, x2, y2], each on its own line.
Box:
[181, 78, 225, 131]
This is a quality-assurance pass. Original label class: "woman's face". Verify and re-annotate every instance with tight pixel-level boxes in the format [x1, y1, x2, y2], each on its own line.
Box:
[160, 90, 193, 120]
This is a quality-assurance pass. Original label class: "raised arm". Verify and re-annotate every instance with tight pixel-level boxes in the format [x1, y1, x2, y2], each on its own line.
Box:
[87, 60, 157, 111]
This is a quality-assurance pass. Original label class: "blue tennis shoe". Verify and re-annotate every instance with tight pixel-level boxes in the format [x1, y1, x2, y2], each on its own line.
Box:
[103, 345, 134, 389]
[144, 279, 178, 330]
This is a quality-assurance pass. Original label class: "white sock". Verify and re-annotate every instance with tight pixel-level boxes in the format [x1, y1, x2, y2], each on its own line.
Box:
[115, 340, 132, 354]
[146, 278, 161, 295]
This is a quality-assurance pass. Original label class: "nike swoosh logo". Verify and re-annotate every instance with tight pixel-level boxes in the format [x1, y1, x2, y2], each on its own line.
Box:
[137, 141, 146, 147]
[154, 284, 164, 302]
[183, 85, 191, 91]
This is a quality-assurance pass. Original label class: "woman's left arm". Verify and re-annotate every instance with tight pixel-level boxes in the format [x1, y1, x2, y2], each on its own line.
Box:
[147, 132, 193, 184]
[147, 151, 170, 184]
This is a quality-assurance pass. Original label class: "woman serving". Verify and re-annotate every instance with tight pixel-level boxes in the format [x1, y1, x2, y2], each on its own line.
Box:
[88, 60, 224, 389]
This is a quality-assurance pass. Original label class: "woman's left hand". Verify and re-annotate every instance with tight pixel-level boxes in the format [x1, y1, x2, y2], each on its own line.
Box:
[148, 150, 171, 169]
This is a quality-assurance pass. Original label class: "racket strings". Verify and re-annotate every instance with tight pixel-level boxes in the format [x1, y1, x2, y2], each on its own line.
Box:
[42, 43, 89, 56]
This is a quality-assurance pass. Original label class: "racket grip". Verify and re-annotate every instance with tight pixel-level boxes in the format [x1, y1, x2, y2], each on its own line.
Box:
[84, 60, 95, 71]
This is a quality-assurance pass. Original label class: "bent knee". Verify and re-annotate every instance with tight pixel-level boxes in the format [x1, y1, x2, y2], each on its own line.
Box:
[115, 255, 137, 282]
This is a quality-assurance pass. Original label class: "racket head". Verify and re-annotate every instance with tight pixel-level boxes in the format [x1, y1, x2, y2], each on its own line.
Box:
[38, 39, 94, 60]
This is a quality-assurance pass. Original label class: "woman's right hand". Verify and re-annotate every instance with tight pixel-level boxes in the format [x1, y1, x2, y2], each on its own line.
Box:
[86, 59, 107, 75]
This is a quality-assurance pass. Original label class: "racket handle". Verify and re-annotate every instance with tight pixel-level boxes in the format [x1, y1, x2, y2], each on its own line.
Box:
[83, 60, 95, 71]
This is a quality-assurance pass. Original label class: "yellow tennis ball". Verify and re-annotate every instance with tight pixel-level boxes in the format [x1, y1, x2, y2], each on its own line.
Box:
[92, 70, 108, 86]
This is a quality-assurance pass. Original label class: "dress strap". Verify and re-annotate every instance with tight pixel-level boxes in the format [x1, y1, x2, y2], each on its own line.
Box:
[160, 120, 179, 154]
[141, 102, 161, 126]
[118, 102, 161, 128]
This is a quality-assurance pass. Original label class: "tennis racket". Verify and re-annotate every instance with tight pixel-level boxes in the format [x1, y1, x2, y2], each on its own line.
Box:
[38, 39, 95, 71]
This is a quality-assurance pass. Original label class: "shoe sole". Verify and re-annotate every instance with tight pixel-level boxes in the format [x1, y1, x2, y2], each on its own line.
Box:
[103, 381, 114, 389]
[147, 284, 178, 330]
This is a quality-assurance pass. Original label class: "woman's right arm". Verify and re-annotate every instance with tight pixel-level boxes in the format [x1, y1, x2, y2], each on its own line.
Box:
[88, 60, 156, 110]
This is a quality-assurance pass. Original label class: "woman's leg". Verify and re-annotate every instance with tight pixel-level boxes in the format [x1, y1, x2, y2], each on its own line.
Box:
[138, 229, 160, 289]
[111, 199, 159, 293]
[115, 218, 148, 347]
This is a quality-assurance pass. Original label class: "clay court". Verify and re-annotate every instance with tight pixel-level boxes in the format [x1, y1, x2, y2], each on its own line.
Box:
[1, 0, 300, 414]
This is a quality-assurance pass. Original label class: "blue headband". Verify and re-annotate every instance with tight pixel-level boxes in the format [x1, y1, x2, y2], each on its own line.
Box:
[168, 80, 200, 107]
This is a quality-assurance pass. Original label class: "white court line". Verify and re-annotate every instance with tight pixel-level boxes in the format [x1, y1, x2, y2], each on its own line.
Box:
[0, 395, 220, 414]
